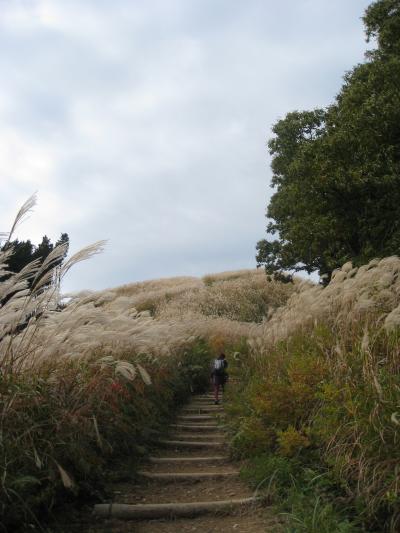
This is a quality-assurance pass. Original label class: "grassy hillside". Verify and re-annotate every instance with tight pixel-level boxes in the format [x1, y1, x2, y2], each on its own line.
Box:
[0, 252, 295, 531]
[2, 214, 400, 531]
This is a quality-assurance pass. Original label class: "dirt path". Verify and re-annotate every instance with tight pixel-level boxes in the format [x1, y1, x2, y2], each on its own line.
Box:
[71, 394, 283, 532]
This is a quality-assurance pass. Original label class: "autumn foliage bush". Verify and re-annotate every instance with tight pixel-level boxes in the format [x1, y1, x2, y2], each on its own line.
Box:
[226, 257, 400, 531]
[1, 343, 211, 531]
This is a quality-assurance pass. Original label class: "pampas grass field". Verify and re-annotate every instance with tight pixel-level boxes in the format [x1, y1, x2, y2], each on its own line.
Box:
[2, 199, 400, 531]
[0, 199, 295, 531]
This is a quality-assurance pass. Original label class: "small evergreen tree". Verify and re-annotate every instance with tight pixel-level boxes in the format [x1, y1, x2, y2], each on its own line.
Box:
[0, 233, 69, 291]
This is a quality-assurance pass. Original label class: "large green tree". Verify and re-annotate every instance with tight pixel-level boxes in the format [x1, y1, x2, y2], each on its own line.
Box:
[257, 0, 400, 280]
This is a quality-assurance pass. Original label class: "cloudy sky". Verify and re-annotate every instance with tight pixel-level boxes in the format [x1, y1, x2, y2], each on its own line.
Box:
[0, 0, 372, 292]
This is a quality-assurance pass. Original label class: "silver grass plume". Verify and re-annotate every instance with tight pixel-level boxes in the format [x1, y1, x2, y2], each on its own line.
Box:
[5, 193, 37, 244]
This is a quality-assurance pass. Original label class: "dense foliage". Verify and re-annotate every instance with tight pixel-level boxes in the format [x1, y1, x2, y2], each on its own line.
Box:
[256, 0, 400, 280]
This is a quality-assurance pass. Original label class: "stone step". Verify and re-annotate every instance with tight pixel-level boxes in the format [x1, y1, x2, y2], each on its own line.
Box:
[159, 439, 223, 449]
[138, 470, 239, 482]
[94, 497, 259, 520]
[148, 456, 229, 464]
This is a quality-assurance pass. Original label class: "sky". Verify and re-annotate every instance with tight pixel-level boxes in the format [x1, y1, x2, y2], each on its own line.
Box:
[0, 0, 373, 292]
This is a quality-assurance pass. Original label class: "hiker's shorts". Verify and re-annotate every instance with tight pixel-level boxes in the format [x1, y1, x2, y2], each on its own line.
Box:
[212, 373, 225, 386]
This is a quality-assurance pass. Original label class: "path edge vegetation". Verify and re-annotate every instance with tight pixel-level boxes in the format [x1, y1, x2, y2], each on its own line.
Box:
[0, 197, 216, 531]
[222, 263, 400, 533]
[2, 337, 212, 532]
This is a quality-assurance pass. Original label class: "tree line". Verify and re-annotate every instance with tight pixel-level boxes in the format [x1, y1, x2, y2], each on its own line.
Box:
[1, 233, 69, 291]
[256, 0, 400, 282]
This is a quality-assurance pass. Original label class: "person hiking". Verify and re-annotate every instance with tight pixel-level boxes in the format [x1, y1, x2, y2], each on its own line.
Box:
[211, 353, 228, 404]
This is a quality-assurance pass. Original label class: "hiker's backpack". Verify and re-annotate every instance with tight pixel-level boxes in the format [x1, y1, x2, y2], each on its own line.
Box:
[213, 358, 225, 376]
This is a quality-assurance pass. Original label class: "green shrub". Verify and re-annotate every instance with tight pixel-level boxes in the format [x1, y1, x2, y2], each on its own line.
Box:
[240, 453, 301, 495]
[240, 454, 360, 532]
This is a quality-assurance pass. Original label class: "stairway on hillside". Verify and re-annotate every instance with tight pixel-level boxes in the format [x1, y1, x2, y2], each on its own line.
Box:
[90, 393, 282, 532]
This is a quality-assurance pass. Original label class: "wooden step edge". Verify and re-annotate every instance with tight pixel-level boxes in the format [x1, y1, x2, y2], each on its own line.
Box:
[170, 430, 225, 435]
[171, 430, 225, 435]
[188, 402, 223, 406]
[184, 404, 224, 408]
[93, 497, 259, 519]
[180, 407, 224, 415]
[189, 396, 223, 402]
[182, 408, 224, 413]
[138, 471, 239, 481]
[170, 424, 220, 430]
[190, 397, 223, 400]
[170, 433, 225, 440]
[188, 399, 224, 403]
[177, 416, 215, 420]
[195, 394, 223, 397]
[148, 456, 229, 463]
[159, 439, 223, 448]
[187, 406, 223, 410]
[193, 393, 220, 395]
[176, 419, 216, 423]
[195, 396, 223, 402]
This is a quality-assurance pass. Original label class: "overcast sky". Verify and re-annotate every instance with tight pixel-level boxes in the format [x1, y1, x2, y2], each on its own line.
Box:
[0, 0, 372, 292]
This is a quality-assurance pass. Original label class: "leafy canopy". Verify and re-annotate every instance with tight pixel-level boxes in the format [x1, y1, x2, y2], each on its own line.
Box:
[256, 0, 400, 280]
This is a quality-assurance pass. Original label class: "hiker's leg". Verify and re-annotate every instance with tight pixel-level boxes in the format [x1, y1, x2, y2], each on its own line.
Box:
[214, 382, 219, 402]
[213, 377, 218, 402]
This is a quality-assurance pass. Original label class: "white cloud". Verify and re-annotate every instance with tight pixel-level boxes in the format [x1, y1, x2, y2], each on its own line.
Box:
[0, 0, 372, 291]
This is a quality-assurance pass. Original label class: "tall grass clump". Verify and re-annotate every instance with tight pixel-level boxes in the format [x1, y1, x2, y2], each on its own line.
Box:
[226, 258, 400, 531]
[0, 199, 214, 532]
